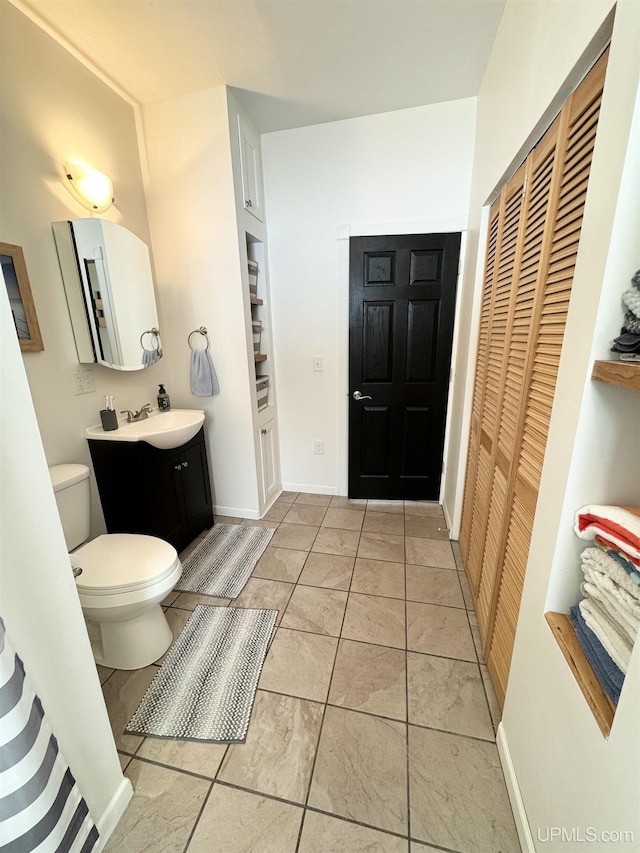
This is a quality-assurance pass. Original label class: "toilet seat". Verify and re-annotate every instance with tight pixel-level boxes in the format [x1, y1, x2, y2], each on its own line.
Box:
[72, 533, 180, 596]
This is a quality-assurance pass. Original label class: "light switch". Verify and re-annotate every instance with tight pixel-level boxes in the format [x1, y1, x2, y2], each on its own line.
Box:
[313, 356, 323, 372]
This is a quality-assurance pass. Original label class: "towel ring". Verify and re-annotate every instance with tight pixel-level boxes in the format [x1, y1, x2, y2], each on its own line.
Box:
[188, 326, 210, 351]
[140, 327, 160, 350]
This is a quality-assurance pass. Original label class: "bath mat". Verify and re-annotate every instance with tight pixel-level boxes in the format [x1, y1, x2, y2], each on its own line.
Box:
[125, 605, 277, 743]
[176, 523, 275, 598]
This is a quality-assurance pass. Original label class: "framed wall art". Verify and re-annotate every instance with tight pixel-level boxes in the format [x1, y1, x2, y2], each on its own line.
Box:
[1, 242, 43, 352]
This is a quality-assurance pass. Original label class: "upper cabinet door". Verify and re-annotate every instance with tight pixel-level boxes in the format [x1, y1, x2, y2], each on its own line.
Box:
[237, 115, 264, 222]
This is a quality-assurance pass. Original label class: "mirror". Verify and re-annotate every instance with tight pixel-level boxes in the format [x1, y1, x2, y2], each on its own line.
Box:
[52, 218, 162, 371]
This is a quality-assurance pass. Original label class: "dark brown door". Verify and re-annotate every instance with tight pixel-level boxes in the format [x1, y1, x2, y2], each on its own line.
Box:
[349, 233, 460, 499]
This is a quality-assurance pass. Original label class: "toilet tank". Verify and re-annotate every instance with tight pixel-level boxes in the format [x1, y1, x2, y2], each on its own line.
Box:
[48, 463, 91, 551]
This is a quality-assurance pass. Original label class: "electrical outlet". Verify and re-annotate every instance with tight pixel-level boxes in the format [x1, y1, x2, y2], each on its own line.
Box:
[313, 356, 323, 372]
[72, 369, 95, 395]
[314, 440, 324, 455]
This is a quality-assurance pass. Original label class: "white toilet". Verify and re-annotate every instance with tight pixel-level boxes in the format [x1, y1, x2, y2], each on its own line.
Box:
[49, 463, 183, 670]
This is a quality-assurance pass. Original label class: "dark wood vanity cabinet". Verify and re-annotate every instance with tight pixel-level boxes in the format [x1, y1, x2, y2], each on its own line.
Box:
[88, 427, 213, 553]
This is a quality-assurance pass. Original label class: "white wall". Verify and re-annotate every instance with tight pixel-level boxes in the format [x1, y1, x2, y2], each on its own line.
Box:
[1, 0, 169, 536]
[457, 0, 640, 848]
[0, 231, 132, 847]
[262, 99, 476, 495]
[143, 87, 260, 516]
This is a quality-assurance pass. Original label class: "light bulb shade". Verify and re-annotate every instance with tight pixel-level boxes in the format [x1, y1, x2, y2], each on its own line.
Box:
[64, 162, 114, 213]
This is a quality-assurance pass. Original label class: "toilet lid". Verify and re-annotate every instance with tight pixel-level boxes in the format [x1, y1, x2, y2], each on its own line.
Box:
[72, 534, 180, 595]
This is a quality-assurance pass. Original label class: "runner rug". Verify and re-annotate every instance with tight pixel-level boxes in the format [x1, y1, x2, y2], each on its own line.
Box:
[125, 605, 277, 743]
[176, 523, 275, 598]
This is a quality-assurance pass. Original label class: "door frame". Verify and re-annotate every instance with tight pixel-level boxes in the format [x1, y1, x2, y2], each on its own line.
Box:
[337, 218, 468, 512]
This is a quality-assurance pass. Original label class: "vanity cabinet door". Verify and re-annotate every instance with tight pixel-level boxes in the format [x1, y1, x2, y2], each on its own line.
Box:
[88, 427, 213, 552]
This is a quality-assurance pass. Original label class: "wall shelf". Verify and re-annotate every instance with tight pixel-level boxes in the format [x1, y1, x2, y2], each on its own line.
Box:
[592, 359, 640, 390]
[250, 296, 263, 306]
[545, 611, 615, 737]
[255, 353, 267, 363]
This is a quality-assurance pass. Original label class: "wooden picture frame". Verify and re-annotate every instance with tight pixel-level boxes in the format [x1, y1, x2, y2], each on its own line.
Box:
[1, 242, 43, 352]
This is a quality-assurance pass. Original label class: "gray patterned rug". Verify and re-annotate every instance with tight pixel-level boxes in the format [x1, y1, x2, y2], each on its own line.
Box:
[125, 605, 277, 742]
[176, 523, 275, 598]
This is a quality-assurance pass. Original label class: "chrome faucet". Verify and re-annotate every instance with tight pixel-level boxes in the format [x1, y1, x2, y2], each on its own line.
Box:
[120, 404, 152, 423]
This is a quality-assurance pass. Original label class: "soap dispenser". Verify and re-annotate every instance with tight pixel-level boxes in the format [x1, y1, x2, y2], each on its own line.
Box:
[157, 384, 171, 411]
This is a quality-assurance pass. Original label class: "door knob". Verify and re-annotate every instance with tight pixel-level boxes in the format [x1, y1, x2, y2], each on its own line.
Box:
[352, 390, 372, 401]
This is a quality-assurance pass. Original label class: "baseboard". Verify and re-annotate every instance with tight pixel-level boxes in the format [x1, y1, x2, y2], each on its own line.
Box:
[213, 504, 260, 520]
[281, 483, 338, 496]
[94, 776, 133, 851]
[496, 722, 535, 852]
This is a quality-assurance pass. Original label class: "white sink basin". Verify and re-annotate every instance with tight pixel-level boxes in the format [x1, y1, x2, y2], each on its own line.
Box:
[85, 408, 205, 450]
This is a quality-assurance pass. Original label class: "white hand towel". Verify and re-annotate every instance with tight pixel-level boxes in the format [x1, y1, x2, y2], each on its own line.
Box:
[190, 348, 220, 396]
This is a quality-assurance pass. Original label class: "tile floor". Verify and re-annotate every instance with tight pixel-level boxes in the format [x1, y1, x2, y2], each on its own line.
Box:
[99, 493, 520, 853]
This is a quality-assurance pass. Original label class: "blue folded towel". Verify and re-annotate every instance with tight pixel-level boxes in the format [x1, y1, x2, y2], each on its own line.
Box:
[570, 605, 624, 704]
[190, 348, 220, 396]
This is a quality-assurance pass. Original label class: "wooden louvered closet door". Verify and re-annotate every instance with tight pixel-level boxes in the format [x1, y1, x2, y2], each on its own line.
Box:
[459, 51, 608, 706]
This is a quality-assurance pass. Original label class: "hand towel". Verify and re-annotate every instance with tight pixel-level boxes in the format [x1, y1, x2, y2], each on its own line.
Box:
[142, 347, 161, 367]
[595, 536, 640, 580]
[574, 505, 640, 560]
[190, 348, 220, 396]
[580, 580, 638, 643]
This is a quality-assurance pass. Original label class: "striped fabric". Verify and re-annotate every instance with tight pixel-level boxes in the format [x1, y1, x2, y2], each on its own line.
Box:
[0, 618, 99, 853]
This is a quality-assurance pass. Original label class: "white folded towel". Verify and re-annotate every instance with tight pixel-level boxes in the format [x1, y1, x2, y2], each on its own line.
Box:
[580, 598, 633, 673]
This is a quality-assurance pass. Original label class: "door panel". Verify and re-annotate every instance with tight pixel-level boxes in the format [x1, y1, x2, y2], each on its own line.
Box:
[349, 233, 460, 499]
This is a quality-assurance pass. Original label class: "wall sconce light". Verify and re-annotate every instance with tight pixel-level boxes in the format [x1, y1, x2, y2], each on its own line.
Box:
[63, 162, 114, 213]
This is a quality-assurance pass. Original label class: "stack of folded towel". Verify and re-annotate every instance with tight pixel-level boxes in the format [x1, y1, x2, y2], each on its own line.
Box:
[611, 269, 640, 360]
[571, 505, 640, 704]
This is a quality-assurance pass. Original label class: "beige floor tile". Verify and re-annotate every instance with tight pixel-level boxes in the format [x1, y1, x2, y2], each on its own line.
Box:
[468, 611, 485, 663]
[403, 501, 444, 518]
[330, 496, 367, 508]
[276, 491, 299, 504]
[404, 515, 448, 540]
[253, 546, 308, 582]
[298, 552, 354, 590]
[118, 752, 131, 772]
[322, 507, 365, 530]
[295, 492, 332, 506]
[172, 592, 230, 611]
[214, 515, 244, 525]
[407, 652, 494, 740]
[409, 726, 519, 852]
[410, 842, 443, 851]
[362, 510, 405, 535]
[284, 503, 328, 526]
[451, 539, 464, 569]
[342, 592, 406, 649]
[136, 737, 227, 778]
[281, 585, 348, 636]
[263, 502, 290, 522]
[186, 785, 303, 853]
[156, 607, 192, 663]
[218, 690, 323, 803]
[357, 532, 405, 563]
[308, 706, 407, 835]
[104, 759, 209, 853]
[481, 663, 502, 732]
[96, 664, 114, 685]
[328, 639, 406, 720]
[259, 627, 338, 701]
[406, 565, 464, 608]
[271, 522, 319, 551]
[161, 589, 181, 607]
[102, 666, 158, 753]
[299, 811, 406, 853]
[366, 500, 404, 514]
[351, 558, 405, 599]
[458, 569, 476, 610]
[312, 527, 361, 557]
[407, 602, 475, 661]
[405, 536, 456, 570]
[232, 577, 294, 624]
[242, 518, 280, 529]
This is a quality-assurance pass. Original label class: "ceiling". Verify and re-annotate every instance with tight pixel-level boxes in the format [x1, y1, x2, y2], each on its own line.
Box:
[19, 0, 506, 133]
